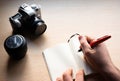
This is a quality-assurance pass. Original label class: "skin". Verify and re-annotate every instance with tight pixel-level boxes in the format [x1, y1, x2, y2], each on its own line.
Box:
[79, 35, 120, 81]
[56, 35, 120, 81]
[56, 69, 84, 81]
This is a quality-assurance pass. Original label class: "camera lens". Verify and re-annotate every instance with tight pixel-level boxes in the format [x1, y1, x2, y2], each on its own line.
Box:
[4, 35, 27, 60]
[34, 22, 47, 36]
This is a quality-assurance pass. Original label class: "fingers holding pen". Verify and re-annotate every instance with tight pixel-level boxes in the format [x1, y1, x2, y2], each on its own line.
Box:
[79, 35, 93, 56]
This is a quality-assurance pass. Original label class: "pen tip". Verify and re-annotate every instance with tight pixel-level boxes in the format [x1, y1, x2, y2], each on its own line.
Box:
[78, 49, 82, 52]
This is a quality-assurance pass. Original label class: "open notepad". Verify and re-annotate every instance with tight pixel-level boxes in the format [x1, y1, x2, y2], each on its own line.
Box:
[43, 34, 93, 81]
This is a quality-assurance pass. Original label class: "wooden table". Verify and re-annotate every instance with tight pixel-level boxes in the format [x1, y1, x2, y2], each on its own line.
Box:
[0, 0, 120, 81]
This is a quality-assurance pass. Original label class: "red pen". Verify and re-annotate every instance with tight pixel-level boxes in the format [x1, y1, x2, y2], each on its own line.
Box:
[78, 35, 111, 52]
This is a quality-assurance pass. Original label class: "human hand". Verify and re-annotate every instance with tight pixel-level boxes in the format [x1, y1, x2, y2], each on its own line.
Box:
[56, 69, 84, 81]
[79, 35, 114, 73]
[79, 35, 120, 81]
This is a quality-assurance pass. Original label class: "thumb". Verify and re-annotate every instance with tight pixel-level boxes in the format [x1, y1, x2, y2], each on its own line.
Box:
[75, 70, 84, 81]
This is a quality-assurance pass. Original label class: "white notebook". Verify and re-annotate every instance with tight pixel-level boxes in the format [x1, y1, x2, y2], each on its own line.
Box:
[43, 34, 93, 81]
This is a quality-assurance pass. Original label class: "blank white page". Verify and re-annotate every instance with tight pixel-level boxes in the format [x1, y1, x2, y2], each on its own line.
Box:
[43, 43, 80, 81]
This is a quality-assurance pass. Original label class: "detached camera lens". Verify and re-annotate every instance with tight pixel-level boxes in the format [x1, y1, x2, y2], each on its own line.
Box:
[4, 35, 27, 60]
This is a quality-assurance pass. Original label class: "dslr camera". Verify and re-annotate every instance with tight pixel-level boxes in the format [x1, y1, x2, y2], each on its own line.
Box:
[9, 3, 47, 37]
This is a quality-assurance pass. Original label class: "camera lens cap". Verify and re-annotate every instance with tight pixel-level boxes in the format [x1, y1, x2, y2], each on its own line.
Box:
[4, 35, 27, 60]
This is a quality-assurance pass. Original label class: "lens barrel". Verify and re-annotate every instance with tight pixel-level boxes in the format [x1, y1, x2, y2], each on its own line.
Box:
[4, 35, 27, 60]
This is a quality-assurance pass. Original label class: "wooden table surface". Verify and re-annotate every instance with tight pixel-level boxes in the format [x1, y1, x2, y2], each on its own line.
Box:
[0, 0, 120, 81]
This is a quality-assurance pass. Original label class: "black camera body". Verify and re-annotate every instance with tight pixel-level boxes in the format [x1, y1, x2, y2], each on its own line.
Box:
[9, 3, 47, 37]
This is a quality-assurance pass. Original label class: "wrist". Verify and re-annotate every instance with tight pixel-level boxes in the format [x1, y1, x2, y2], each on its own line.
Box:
[101, 63, 115, 74]
[100, 64, 120, 81]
